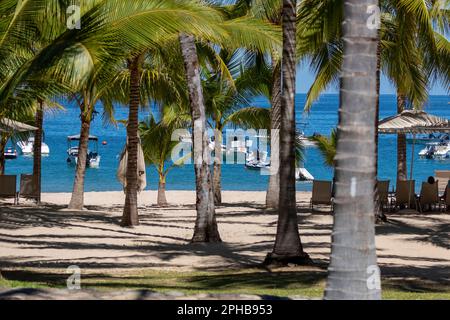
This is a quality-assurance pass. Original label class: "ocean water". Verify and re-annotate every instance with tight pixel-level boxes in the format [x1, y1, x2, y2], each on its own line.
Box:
[4, 94, 449, 193]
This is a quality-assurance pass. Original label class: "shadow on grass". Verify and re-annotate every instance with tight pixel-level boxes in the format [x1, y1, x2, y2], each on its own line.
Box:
[1, 267, 448, 296]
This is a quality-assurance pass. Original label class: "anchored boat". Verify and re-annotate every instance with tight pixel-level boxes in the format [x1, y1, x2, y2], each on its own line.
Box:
[16, 136, 50, 155]
[4, 147, 18, 159]
[418, 141, 450, 159]
[67, 135, 101, 168]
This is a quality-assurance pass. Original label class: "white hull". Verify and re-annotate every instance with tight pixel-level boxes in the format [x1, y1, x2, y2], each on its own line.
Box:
[67, 147, 101, 168]
[17, 139, 50, 155]
[296, 168, 314, 181]
[419, 142, 450, 159]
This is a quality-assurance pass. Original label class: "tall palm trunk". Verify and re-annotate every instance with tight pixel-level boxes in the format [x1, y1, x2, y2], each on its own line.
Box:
[0, 134, 7, 175]
[122, 55, 143, 227]
[157, 171, 168, 206]
[325, 0, 381, 300]
[33, 100, 43, 204]
[179, 33, 221, 243]
[396, 91, 407, 181]
[266, 62, 282, 209]
[213, 127, 222, 205]
[68, 104, 92, 210]
[265, 0, 310, 265]
[374, 28, 386, 222]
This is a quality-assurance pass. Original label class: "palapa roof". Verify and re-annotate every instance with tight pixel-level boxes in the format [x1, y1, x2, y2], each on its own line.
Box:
[0, 117, 38, 133]
[378, 110, 450, 134]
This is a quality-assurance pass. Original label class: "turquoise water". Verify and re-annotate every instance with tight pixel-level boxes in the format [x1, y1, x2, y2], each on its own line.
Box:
[4, 94, 449, 193]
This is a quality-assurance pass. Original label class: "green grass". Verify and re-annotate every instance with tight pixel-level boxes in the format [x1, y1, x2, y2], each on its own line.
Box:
[1, 268, 449, 300]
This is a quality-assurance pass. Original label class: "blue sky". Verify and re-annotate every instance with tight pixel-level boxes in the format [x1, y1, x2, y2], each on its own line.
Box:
[296, 65, 449, 95]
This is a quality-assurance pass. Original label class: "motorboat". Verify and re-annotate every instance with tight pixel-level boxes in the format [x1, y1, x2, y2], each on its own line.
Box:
[245, 150, 270, 170]
[296, 167, 314, 181]
[433, 142, 450, 159]
[419, 141, 450, 159]
[16, 136, 50, 155]
[299, 132, 318, 147]
[4, 147, 18, 159]
[67, 135, 101, 168]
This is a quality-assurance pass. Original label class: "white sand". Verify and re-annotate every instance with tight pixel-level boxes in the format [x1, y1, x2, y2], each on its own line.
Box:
[0, 191, 449, 282]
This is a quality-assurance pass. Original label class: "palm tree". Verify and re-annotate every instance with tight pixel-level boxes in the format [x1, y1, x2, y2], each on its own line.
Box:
[233, 0, 284, 210]
[139, 110, 190, 207]
[33, 99, 44, 203]
[324, 0, 381, 300]
[121, 53, 144, 226]
[264, 0, 310, 266]
[179, 33, 221, 242]
[200, 49, 271, 204]
[297, 0, 448, 222]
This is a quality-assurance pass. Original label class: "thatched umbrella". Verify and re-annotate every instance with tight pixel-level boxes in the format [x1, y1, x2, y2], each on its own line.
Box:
[0, 118, 38, 133]
[379, 110, 450, 207]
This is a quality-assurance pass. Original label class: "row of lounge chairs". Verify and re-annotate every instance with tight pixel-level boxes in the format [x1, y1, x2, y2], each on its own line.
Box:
[310, 170, 450, 213]
[0, 174, 39, 205]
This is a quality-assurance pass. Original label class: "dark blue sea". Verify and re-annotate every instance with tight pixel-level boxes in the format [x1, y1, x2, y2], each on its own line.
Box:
[4, 94, 449, 193]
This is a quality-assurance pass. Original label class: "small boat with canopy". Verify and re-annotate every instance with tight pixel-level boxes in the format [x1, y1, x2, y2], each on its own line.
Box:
[67, 135, 101, 168]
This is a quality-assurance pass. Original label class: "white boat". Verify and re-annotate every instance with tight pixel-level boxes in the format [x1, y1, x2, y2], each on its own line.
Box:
[16, 137, 50, 155]
[296, 167, 314, 181]
[299, 134, 317, 147]
[245, 150, 270, 170]
[433, 142, 450, 159]
[67, 135, 101, 168]
[4, 147, 18, 159]
[419, 141, 450, 159]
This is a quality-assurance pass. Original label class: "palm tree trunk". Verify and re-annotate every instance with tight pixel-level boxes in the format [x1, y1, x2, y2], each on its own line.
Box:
[68, 108, 92, 210]
[374, 27, 386, 222]
[0, 133, 9, 175]
[179, 33, 221, 243]
[157, 173, 168, 207]
[213, 128, 222, 205]
[325, 0, 381, 300]
[0, 134, 7, 175]
[266, 62, 282, 209]
[121, 54, 143, 227]
[265, 0, 310, 266]
[33, 100, 43, 204]
[397, 91, 407, 181]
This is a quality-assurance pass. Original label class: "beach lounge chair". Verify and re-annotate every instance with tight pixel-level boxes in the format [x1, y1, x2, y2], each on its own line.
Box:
[310, 180, 333, 212]
[18, 174, 39, 203]
[377, 180, 390, 212]
[392, 180, 417, 210]
[440, 184, 450, 212]
[435, 170, 450, 195]
[0, 175, 17, 204]
[417, 181, 439, 213]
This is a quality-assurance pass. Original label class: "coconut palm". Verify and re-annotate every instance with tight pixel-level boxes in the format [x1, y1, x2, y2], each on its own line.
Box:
[201, 48, 271, 204]
[139, 110, 190, 206]
[324, 0, 381, 300]
[297, 0, 448, 181]
[231, 0, 284, 209]
[263, 0, 311, 266]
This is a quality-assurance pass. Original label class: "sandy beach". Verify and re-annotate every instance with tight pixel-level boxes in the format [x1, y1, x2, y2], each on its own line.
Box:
[0, 190, 448, 286]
